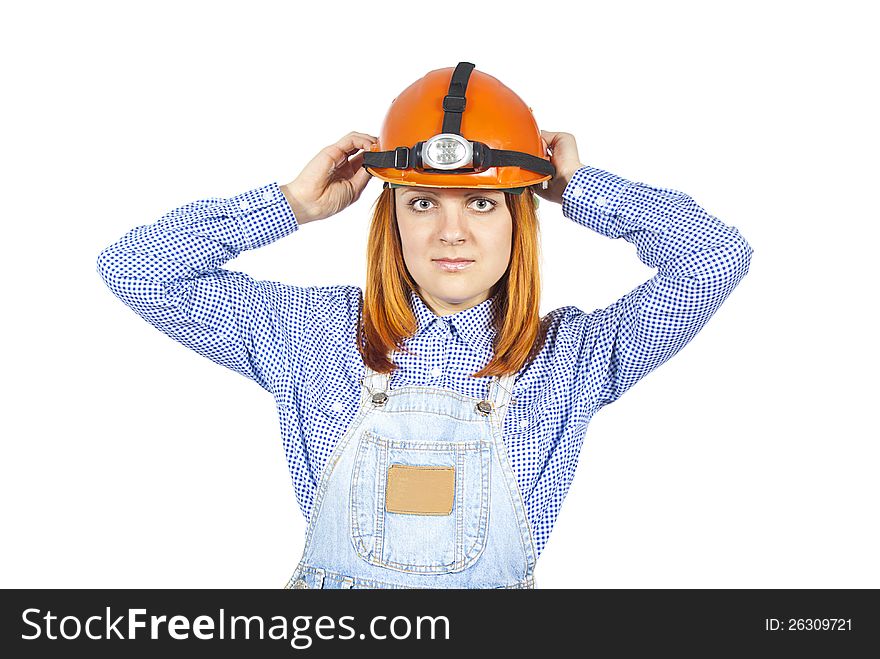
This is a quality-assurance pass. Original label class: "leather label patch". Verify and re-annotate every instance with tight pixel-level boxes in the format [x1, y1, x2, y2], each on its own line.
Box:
[385, 464, 455, 515]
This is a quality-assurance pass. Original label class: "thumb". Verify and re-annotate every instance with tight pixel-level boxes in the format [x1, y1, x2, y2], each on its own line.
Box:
[348, 152, 372, 197]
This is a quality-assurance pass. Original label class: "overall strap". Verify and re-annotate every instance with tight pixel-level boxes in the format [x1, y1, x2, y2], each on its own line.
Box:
[489, 372, 518, 413]
[360, 363, 390, 396]
[362, 363, 517, 419]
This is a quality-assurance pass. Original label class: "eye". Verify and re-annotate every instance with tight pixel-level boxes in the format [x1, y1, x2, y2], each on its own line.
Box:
[406, 198, 497, 214]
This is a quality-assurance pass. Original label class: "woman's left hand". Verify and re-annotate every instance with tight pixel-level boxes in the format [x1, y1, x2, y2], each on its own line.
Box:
[531, 130, 584, 205]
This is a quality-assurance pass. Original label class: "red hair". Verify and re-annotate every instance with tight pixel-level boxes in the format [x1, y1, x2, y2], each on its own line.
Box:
[356, 187, 548, 378]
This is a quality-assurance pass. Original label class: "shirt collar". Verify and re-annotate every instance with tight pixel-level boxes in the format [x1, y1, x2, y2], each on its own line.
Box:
[409, 289, 498, 351]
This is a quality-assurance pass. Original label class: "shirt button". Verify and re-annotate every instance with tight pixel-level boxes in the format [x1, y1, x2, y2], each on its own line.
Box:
[572, 186, 584, 198]
[519, 418, 530, 429]
[239, 200, 250, 210]
[430, 367, 442, 378]
[262, 190, 275, 203]
[595, 195, 607, 207]
[331, 401, 343, 413]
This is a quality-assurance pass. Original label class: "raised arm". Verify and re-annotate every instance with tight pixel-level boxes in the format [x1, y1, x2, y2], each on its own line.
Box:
[562, 164, 753, 413]
[535, 130, 753, 415]
[96, 132, 377, 396]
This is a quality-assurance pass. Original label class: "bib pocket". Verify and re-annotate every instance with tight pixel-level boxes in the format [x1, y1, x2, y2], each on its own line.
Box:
[350, 430, 491, 574]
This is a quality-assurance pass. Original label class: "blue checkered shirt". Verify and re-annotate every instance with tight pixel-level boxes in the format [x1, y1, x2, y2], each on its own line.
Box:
[97, 165, 753, 560]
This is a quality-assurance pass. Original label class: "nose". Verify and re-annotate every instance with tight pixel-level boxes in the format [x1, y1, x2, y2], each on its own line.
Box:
[438, 206, 467, 245]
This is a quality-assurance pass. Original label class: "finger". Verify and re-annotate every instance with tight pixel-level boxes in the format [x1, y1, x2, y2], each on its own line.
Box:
[329, 144, 366, 162]
[325, 143, 373, 174]
[350, 131, 379, 143]
[333, 150, 366, 181]
[348, 153, 372, 194]
[336, 132, 378, 152]
[540, 130, 561, 154]
[540, 130, 567, 147]
[331, 135, 378, 167]
[348, 151, 365, 169]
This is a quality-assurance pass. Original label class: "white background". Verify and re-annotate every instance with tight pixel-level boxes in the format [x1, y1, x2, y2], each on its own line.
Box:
[2, 0, 877, 589]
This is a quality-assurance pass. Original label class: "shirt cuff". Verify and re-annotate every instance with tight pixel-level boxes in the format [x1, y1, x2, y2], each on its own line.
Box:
[561, 165, 632, 238]
[226, 182, 300, 250]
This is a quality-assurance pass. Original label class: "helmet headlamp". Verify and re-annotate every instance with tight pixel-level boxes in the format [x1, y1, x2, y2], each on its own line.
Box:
[362, 61, 555, 187]
[422, 133, 473, 170]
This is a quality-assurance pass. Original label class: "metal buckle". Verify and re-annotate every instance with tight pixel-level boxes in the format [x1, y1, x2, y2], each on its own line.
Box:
[393, 146, 409, 169]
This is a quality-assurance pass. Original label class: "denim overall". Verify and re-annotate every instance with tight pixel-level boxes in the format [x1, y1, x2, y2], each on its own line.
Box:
[284, 363, 537, 589]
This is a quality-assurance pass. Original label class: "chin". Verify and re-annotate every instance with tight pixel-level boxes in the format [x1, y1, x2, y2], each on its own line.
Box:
[437, 287, 491, 306]
[430, 282, 479, 298]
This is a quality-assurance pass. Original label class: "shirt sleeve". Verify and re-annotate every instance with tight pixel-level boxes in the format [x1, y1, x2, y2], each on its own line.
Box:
[560, 165, 754, 415]
[96, 182, 309, 396]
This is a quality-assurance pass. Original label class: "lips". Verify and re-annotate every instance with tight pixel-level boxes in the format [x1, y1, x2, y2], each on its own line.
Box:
[433, 258, 475, 272]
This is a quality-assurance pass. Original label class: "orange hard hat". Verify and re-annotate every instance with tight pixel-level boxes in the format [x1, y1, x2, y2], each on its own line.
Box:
[362, 62, 554, 193]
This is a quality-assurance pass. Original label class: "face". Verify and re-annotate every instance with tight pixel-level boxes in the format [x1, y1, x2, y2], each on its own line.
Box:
[394, 186, 513, 317]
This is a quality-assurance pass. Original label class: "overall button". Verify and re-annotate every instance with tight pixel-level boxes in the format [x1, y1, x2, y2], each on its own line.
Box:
[476, 400, 493, 415]
[371, 392, 388, 406]
[292, 579, 309, 589]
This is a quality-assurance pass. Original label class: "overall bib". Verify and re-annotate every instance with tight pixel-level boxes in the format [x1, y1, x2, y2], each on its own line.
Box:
[284, 363, 538, 589]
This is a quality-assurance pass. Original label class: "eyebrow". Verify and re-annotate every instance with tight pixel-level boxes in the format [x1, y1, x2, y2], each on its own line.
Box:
[400, 189, 504, 198]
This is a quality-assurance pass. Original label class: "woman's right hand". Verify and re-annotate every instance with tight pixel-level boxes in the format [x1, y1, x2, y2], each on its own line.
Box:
[281, 131, 378, 224]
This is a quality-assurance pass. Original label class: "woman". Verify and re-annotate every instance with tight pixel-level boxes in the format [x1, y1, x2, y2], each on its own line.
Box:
[97, 62, 753, 589]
